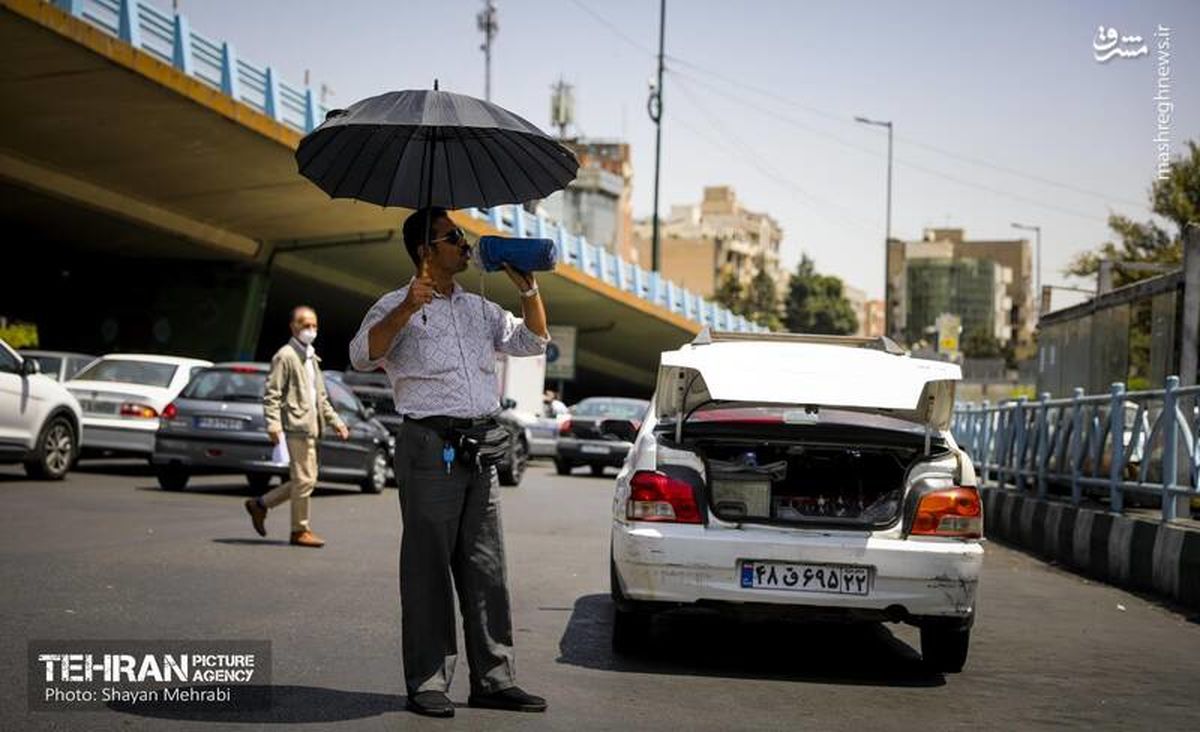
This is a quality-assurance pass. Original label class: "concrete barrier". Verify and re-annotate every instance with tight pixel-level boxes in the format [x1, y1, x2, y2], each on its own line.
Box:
[979, 486, 1198, 610]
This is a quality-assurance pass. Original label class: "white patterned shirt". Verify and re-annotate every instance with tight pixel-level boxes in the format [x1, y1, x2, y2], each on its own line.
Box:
[348, 280, 549, 419]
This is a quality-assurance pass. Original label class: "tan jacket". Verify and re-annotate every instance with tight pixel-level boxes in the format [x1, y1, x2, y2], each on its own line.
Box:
[263, 341, 344, 438]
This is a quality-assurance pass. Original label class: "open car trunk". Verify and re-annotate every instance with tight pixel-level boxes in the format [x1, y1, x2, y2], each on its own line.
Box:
[662, 421, 949, 530]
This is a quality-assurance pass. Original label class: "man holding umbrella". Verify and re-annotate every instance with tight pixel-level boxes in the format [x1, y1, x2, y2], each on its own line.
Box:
[301, 85, 576, 718]
[349, 208, 549, 716]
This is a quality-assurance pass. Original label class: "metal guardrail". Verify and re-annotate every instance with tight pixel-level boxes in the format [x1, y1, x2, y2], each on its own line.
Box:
[46, 0, 764, 335]
[951, 376, 1200, 522]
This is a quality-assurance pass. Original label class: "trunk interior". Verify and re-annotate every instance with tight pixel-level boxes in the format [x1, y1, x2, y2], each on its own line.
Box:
[671, 426, 945, 529]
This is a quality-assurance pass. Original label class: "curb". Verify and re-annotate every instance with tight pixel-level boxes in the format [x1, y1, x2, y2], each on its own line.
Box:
[979, 487, 1198, 610]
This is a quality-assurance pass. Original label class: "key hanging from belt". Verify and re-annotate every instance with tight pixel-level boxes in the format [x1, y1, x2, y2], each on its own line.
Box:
[442, 443, 456, 475]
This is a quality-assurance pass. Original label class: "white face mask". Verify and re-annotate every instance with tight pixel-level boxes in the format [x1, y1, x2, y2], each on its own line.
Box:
[296, 327, 317, 345]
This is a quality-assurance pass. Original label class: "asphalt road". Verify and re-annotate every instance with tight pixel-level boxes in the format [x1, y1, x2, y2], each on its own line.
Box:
[2, 459, 1198, 731]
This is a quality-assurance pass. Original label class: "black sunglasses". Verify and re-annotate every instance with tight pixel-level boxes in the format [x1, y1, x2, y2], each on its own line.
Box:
[430, 227, 467, 247]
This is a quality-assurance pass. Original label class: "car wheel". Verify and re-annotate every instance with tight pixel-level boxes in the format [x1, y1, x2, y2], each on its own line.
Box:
[498, 438, 527, 486]
[920, 623, 970, 673]
[610, 557, 650, 655]
[360, 448, 387, 493]
[246, 473, 273, 492]
[156, 466, 190, 492]
[23, 415, 75, 480]
[555, 459, 572, 476]
[590, 464, 606, 477]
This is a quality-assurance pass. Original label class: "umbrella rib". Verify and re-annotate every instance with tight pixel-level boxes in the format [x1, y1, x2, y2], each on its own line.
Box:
[381, 125, 419, 208]
[325, 125, 382, 197]
[458, 127, 488, 209]
[516, 129, 576, 180]
[508, 133, 567, 190]
[488, 132, 542, 194]
[296, 125, 348, 174]
[443, 125, 457, 210]
[357, 124, 402, 203]
[473, 130, 522, 205]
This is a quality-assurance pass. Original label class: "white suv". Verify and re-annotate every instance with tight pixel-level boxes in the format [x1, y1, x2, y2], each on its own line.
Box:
[610, 331, 984, 672]
[0, 339, 83, 479]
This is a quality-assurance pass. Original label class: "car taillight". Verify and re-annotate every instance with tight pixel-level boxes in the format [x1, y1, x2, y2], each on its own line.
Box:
[911, 486, 982, 538]
[120, 403, 159, 419]
[626, 470, 702, 524]
[161, 402, 178, 421]
[559, 418, 572, 436]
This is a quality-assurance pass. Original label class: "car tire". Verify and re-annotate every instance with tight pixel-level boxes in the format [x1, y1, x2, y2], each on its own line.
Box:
[920, 624, 970, 673]
[590, 464, 605, 477]
[610, 556, 651, 655]
[554, 459, 572, 476]
[23, 414, 75, 480]
[246, 473, 273, 492]
[360, 448, 387, 494]
[156, 466, 190, 492]
[498, 438, 527, 487]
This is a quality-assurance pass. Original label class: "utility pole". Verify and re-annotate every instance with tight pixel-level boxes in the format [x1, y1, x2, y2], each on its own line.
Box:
[648, 0, 666, 273]
[855, 116, 893, 338]
[476, 0, 498, 101]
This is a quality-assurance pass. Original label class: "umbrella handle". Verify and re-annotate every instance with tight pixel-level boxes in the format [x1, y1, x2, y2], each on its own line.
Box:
[419, 257, 430, 324]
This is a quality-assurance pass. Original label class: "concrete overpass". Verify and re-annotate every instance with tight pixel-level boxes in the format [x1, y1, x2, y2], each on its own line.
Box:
[0, 0, 759, 397]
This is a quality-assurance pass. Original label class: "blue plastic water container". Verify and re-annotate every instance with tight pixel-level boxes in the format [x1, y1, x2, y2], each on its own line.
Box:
[474, 236, 557, 273]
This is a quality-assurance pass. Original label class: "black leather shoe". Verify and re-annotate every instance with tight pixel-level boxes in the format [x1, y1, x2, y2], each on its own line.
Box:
[406, 691, 454, 718]
[468, 686, 547, 713]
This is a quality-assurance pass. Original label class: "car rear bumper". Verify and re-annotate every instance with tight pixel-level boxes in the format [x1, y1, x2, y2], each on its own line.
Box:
[612, 520, 983, 621]
[527, 435, 557, 457]
[557, 437, 631, 466]
[151, 435, 286, 475]
[80, 420, 157, 455]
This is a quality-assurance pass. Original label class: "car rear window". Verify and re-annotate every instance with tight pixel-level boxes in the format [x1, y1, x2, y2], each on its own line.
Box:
[74, 359, 178, 388]
[181, 369, 267, 401]
[571, 399, 649, 420]
[685, 404, 927, 433]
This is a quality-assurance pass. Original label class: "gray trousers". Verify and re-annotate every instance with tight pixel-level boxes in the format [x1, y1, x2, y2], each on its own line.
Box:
[394, 420, 516, 696]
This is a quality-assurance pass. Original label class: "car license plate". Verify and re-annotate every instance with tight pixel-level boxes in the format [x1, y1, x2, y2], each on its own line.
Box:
[581, 445, 609, 455]
[740, 561, 871, 596]
[81, 400, 117, 415]
[195, 417, 243, 431]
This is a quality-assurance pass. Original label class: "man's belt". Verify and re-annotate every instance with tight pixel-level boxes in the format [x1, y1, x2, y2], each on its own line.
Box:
[406, 415, 494, 438]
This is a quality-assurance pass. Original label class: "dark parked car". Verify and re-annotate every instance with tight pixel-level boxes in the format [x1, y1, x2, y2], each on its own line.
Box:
[151, 363, 392, 493]
[337, 369, 529, 487]
[555, 397, 650, 477]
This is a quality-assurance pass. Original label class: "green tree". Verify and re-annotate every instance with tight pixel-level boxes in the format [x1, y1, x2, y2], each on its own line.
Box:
[961, 325, 1002, 359]
[714, 268, 745, 314]
[784, 255, 858, 335]
[743, 255, 783, 330]
[1067, 139, 1198, 288]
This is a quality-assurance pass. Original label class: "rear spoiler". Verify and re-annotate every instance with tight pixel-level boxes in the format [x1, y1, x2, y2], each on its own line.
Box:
[691, 328, 907, 356]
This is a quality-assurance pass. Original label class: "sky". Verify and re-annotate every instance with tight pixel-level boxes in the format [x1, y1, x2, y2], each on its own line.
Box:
[155, 0, 1198, 302]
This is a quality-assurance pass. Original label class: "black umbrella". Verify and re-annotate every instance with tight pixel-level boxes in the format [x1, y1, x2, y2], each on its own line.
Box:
[295, 87, 579, 211]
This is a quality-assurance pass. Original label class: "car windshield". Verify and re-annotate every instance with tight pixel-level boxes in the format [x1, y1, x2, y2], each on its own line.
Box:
[28, 355, 63, 380]
[571, 399, 649, 420]
[181, 369, 267, 402]
[74, 359, 178, 388]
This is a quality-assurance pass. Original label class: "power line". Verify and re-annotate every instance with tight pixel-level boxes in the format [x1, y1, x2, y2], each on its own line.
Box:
[564, 0, 1146, 214]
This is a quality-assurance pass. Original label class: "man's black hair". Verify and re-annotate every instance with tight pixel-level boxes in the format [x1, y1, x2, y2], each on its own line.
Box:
[402, 207, 450, 266]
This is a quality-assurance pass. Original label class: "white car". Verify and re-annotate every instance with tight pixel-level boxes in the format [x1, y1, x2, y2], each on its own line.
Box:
[65, 354, 212, 458]
[610, 330, 984, 672]
[0, 339, 83, 479]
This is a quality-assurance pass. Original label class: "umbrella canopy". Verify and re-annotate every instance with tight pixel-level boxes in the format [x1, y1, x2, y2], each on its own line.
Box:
[295, 89, 579, 210]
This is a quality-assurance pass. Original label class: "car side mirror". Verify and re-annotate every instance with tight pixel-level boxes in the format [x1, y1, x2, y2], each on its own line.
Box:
[20, 358, 40, 377]
[501, 397, 517, 410]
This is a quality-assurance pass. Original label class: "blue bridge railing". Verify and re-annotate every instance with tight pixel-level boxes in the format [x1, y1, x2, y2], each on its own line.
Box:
[47, 0, 764, 334]
[951, 376, 1200, 522]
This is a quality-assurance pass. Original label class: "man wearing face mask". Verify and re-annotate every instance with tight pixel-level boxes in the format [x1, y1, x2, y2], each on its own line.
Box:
[245, 305, 350, 547]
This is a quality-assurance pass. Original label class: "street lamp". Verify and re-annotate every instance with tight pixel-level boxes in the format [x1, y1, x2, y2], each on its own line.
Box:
[855, 116, 893, 339]
[1011, 222, 1041, 314]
